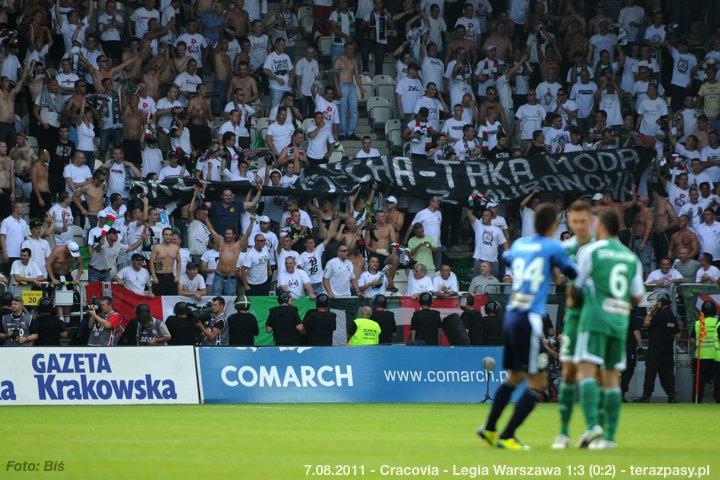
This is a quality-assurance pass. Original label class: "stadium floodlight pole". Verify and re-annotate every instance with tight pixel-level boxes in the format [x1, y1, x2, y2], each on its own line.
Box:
[480, 356, 495, 403]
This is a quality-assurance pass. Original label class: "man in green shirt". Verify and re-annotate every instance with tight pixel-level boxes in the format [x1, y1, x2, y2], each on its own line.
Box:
[571, 209, 645, 449]
[407, 223, 438, 274]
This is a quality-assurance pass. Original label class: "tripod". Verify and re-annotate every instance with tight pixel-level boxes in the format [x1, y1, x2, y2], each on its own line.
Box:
[479, 368, 493, 403]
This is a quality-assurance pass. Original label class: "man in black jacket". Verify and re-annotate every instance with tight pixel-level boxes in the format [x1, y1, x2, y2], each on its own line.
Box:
[371, 294, 396, 344]
[303, 294, 336, 346]
[165, 302, 198, 345]
[460, 294, 485, 345]
[227, 296, 259, 346]
[266, 291, 305, 346]
[409, 292, 441, 346]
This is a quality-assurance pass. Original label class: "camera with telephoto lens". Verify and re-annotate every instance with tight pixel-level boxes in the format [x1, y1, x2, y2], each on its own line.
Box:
[8, 329, 18, 340]
[186, 302, 212, 325]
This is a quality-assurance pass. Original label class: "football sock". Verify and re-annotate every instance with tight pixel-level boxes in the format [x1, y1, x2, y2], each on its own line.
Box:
[558, 380, 577, 436]
[485, 380, 515, 432]
[603, 388, 622, 442]
[499, 388, 542, 440]
[579, 377, 600, 429]
[598, 388, 606, 429]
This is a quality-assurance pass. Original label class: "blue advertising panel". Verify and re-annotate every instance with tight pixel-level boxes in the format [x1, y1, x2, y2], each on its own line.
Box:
[197, 346, 519, 404]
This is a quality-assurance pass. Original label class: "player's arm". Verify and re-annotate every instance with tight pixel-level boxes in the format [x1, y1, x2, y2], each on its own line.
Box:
[569, 247, 592, 304]
[553, 244, 577, 280]
[630, 258, 646, 306]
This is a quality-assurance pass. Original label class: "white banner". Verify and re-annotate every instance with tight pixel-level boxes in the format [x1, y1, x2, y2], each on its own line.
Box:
[0, 347, 199, 405]
[160, 296, 238, 321]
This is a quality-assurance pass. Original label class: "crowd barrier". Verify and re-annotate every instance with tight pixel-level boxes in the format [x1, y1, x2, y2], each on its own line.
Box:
[0, 346, 513, 405]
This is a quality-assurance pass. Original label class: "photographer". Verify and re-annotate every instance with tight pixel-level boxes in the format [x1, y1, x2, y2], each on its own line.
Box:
[635, 296, 680, 403]
[28, 298, 68, 346]
[195, 296, 229, 346]
[0, 296, 34, 346]
[135, 304, 171, 346]
[87, 296, 125, 347]
[165, 302, 197, 346]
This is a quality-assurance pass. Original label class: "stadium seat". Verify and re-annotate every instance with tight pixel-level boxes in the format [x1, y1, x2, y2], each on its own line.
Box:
[357, 77, 372, 105]
[384, 118, 403, 153]
[367, 96, 391, 129]
[328, 151, 344, 163]
[317, 36, 332, 58]
[255, 117, 270, 140]
[372, 75, 395, 109]
[69, 225, 86, 247]
[372, 74, 395, 89]
[300, 15, 314, 36]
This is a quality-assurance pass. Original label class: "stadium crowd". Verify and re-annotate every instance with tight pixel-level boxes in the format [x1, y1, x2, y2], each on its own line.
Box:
[0, 0, 718, 358]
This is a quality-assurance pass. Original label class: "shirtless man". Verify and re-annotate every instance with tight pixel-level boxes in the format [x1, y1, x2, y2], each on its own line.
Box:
[46, 240, 83, 322]
[81, 52, 137, 89]
[483, 22, 512, 61]
[30, 148, 51, 220]
[652, 185, 679, 266]
[0, 141, 15, 217]
[0, 61, 32, 149]
[122, 38, 147, 81]
[225, 0, 251, 37]
[204, 216, 251, 296]
[228, 61, 259, 103]
[631, 195, 654, 277]
[445, 26, 478, 63]
[385, 196, 405, 235]
[599, 189, 637, 246]
[334, 42, 364, 139]
[212, 37, 232, 116]
[10, 133, 37, 200]
[122, 94, 146, 167]
[668, 215, 700, 259]
[364, 211, 399, 291]
[73, 170, 106, 229]
[149, 227, 181, 296]
[187, 84, 213, 153]
[62, 79, 86, 126]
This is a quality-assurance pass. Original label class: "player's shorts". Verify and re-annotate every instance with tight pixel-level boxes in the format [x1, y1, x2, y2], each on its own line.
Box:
[502, 310, 548, 374]
[559, 307, 580, 363]
[574, 329, 627, 371]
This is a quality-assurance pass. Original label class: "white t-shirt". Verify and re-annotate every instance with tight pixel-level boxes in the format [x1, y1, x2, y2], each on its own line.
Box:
[278, 268, 311, 298]
[117, 266, 152, 294]
[645, 268, 683, 285]
[570, 81, 599, 119]
[323, 257, 356, 296]
[76, 122, 95, 151]
[98, 12, 124, 41]
[638, 97, 668, 136]
[407, 274, 434, 296]
[589, 33, 618, 63]
[248, 33, 270, 70]
[130, 7, 160, 38]
[263, 51, 293, 92]
[298, 244, 325, 284]
[63, 163, 92, 194]
[141, 147, 164, 178]
[644, 25, 666, 44]
[156, 97, 183, 131]
[521, 206, 535, 237]
[422, 57, 445, 93]
[694, 221, 720, 260]
[21, 237, 51, 276]
[508, 0, 529, 24]
[314, 94, 341, 133]
[267, 121, 295, 153]
[515, 103, 545, 140]
[598, 91, 623, 126]
[544, 127, 570, 153]
[10, 259, 42, 282]
[395, 77, 424, 115]
[413, 96, 443, 131]
[294, 57, 319, 97]
[444, 59, 474, 107]
[696, 265, 720, 283]
[0, 216, 29, 258]
[277, 248, 300, 275]
[618, 5, 644, 40]
[442, 117, 465, 141]
[432, 272, 459, 294]
[175, 33, 208, 67]
[138, 96, 156, 120]
[536, 81, 561, 112]
[411, 208, 442, 246]
[306, 124, 335, 160]
[200, 249, 220, 285]
[179, 273, 206, 293]
[174, 72, 202, 94]
[242, 246, 272, 284]
[670, 48, 697, 88]
[471, 219, 506, 261]
[358, 270, 387, 297]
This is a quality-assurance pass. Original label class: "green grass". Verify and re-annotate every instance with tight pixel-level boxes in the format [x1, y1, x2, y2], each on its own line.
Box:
[2, 404, 718, 479]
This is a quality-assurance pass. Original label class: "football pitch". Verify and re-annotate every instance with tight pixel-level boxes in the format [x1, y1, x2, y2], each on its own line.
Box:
[3, 404, 717, 479]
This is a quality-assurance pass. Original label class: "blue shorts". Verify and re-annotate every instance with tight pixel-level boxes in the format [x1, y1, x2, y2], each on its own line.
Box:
[502, 310, 548, 374]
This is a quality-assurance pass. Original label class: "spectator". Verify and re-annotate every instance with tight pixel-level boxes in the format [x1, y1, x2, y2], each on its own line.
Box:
[468, 261, 500, 294]
[323, 243, 359, 298]
[0, 201, 30, 265]
[696, 252, 720, 283]
[90, 228, 143, 282]
[407, 223, 438, 274]
[115, 253, 154, 297]
[646, 258, 685, 288]
[432, 264, 459, 298]
[178, 262, 208, 299]
[695, 208, 720, 267]
[407, 263, 434, 298]
[334, 42, 363, 140]
[673, 247, 701, 282]
[358, 254, 388, 298]
[278, 256, 314, 299]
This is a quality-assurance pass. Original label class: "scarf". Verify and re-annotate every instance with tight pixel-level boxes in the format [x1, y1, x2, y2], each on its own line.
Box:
[369, 10, 386, 41]
[39, 89, 64, 113]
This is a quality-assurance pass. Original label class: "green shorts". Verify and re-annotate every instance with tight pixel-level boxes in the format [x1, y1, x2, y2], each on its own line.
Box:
[559, 308, 579, 363]
[573, 329, 627, 371]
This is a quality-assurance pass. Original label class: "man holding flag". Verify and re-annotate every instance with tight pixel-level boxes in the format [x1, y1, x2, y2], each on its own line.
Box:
[693, 301, 719, 403]
[89, 228, 145, 282]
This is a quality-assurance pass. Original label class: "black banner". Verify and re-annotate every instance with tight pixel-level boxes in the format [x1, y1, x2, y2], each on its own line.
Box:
[129, 148, 654, 206]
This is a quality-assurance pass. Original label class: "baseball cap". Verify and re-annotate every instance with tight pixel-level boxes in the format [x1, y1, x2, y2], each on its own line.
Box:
[386, 195, 398, 204]
[591, 193, 604, 201]
[486, 201, 499, 208]
[67, 241, 81, 257]
[258, 215, 270, 223]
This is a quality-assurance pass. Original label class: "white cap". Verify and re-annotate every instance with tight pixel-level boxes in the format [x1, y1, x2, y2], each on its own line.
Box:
[386, 195, 398, 204]
[591, 193, 604, 201]
[67, 241, 81, 258]
[258, 215, 270, 223]
[486, 201, 499, 208]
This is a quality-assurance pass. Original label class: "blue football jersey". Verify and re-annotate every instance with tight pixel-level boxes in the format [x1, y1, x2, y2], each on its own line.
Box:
[503, 235, 577, 315]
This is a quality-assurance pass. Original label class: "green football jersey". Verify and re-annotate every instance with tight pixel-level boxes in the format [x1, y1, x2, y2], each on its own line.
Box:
[562, 235, 593, 310]
[575, 238, 645, 337]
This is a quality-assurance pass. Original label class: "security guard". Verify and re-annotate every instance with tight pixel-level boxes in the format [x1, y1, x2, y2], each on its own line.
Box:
[348, 306, 380, 346]
[635, 296, 679, 403]
[692, 301, 719, 403]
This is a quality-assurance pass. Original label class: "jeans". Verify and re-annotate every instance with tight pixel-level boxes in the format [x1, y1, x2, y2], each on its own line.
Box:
[269, 89, 286, 110]
[632, 238, 654, 277]
[330, 42, 344, 63]
[311, 282, 325, 295]
[99, 127, 122, 159]
[339, 83, 358, 136]
[88, 267, 112, 282]
[212, 275, 237, 296]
